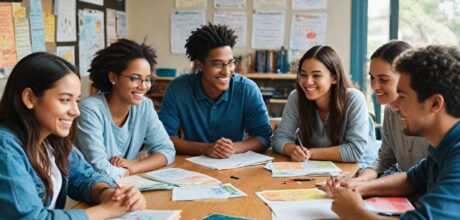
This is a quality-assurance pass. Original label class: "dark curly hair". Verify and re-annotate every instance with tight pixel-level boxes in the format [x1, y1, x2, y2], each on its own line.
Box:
[394, 45, 460, 117]
[371, 40, 412, 64]
[185, 23, 237, 62]
[89, 38, 157, 92]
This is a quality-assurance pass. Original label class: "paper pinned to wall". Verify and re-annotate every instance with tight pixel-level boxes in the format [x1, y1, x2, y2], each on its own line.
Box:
[56, 46, 75, 65]
[29, 0, 46, 52]
[292, 0, 327, 10]
[79, 0, 103, 6]
[214, 0, 246, 9]
[289, 12, 327, 51]
[12, 3, 32, 61]
[175, 0, 206, 9]
[254, 0, 286, 10]
[116, 11, 126, 39]
[44, 12, 55, 42]
[170, 10, 205, 54]
[106, 8, 117, 46]
[0, 3, 17, 68]
[56, 0, 76, 42]
[214, 11, 247, 48]
[251, 11, 285, 49]
[78, 9, 105, 76]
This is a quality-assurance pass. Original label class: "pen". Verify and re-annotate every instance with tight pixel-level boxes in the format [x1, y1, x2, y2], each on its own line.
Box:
[295, 128, 309, 162]
[291, 178, 315, 182]
[230, 175, 240, 180]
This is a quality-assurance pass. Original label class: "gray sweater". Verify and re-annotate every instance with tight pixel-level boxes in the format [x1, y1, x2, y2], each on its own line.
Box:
[367, 106, 430, 173]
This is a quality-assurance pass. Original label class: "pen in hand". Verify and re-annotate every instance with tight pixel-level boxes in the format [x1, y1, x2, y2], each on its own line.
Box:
[295, 128, 310, 162]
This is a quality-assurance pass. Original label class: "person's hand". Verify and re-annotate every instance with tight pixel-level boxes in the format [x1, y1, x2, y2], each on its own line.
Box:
[288, 145, 311, 162]
[323, 177, 360, 197]
[110, 156, 138, 174]
[111, 185, 147, 211]
[203, 137, 235, 158]
[331, 187, 368, 220]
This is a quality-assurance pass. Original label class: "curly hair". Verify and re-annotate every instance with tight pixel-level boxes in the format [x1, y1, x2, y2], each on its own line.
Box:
[89, 38, 157, 92]
[371, 40, 412, 64]
[394, 45, 460, 117]
[185, 23, 237, 62]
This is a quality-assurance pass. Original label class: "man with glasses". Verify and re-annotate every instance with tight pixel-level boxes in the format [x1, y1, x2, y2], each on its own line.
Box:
[159, 23, 272, 158]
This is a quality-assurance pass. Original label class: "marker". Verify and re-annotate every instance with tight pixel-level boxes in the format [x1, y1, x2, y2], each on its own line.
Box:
[291, 178, 315, 182]
[230, 175, 239, 180]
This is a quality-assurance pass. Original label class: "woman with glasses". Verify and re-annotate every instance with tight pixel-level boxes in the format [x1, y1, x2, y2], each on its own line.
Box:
[0, 52, 145, 219]
[159, 23, 272, 159]
[272, 45, 377, 168]
[76, 39, 175, 180]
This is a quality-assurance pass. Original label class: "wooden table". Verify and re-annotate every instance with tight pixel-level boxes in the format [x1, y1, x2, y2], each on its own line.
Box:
[75, 152, 359, 219]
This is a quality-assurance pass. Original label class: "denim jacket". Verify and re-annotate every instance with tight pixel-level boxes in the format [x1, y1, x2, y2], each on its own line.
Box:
[0, 126, 115, 220]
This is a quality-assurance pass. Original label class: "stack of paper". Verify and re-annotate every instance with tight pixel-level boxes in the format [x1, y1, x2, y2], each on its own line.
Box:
[266, 161, 341, 177]
[110, 210, 181, 220]
[364, 197, 415, 215]
[172, 183, 247, 201]
[256, 188, 339, 220]
[143, 168, 221, 187]
[186, 151, 274, 170]
[117, 175, 173, 191]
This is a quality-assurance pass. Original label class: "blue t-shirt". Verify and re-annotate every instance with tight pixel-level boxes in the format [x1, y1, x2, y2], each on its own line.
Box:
[76, 94, 175, 180]
[159, 72, 272, 148]
[402, 121, 460, 219]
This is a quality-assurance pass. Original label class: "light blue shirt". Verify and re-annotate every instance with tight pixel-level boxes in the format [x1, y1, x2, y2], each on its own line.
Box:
[159, 72, 272, 148]
[272, 88, 378, 168]
[77, 94, 175, 180]
[0, 125, 114, 220]
[403, 121, 460, 219]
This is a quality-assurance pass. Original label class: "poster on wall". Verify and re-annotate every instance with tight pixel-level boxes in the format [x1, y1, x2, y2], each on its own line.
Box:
[0, 3, 17, 68]
[214, 11, 247, 48]
[251, 11, 285, 49]
[56, 0, 77, 42]
[29, 0, 46, 52]
[56, 46, 75, 65]
[78, 9, 105, 76]
[106, 8, 117, 46]
[12, 3, 32, 61]
[171, 10, 205, 54]
[289, 12, 327, 51]
[292, 0, 327, 10]
[116, 11, 126, 39]
[254, 0, 286, 10]
[214, 0, 246, 9]
[176, 0, 206, 9]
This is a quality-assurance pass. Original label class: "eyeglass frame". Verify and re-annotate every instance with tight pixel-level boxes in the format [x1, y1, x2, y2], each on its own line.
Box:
[120, 74, 154, 87]
[205, 59, 240, 71]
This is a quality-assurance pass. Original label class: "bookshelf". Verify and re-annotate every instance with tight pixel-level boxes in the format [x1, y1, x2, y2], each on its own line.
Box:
[148, 72, 297, 121]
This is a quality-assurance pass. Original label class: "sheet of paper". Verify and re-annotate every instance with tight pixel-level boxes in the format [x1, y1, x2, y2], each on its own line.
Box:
[29, 0, 46, 52]
[79, 0, 103, 6]
[186, 151, 273, 170]
[292, 0, 327, 10]
[117, 175, 173, 191]
[56, 0, 76, 42]
[175, 0, 206, 8]
[289, 12, 327, 51]
[56, 46, 75, 64]
[172, 183, 246, 201]
[106, 8, 117, 46]
[253, 0, 286, 10]
[261, 188, 327, 201]
[0, 3, 17, 68]
[268, 160, 341, 177]
[214, 0, 246, 9]
[251, 11, 285, 49]
[170, 10, 205, 54]
[214, 11, 247, 48]
[109, 210, 181, 220]
[44, 12, 55, 42]
[78, 9, 105, 76]
[364, 197, 415, 214]
[116, 11, 126, 38]
[143, 168, 221, 187]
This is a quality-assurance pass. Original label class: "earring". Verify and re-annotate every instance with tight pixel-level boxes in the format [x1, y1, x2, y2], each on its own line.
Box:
[111, 80, 116, 85]
[26, 104, 33, 109]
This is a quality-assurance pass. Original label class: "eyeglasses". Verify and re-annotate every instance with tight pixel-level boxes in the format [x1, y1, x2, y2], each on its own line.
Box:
[208, 59, 239, 71]
[121, 74, 154, 87]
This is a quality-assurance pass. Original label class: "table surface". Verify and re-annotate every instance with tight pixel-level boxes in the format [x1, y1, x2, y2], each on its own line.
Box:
[75, 152, 359, 219]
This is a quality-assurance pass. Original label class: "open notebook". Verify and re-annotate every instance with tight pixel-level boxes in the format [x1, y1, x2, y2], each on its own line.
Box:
[186, 151, 273, 170]
[117, 175, 173, 191]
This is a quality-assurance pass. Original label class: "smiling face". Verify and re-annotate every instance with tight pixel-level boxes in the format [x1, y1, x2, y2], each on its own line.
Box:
[110, 58, 153, 106]
[198, 46, 235, 100]
[370, 58, 400, 105]
[297, 58, 337, 107]
[393, 73, 432, 137]
[32, 73, 81, 140]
